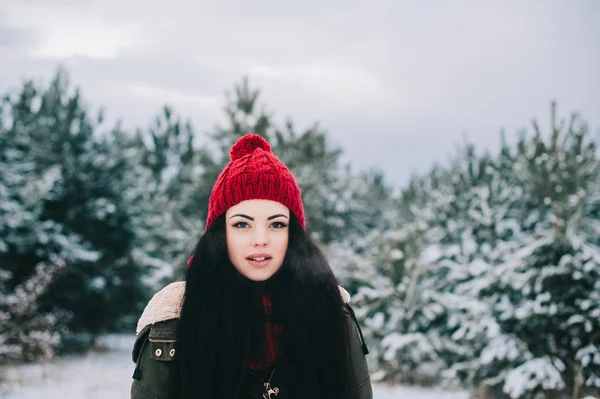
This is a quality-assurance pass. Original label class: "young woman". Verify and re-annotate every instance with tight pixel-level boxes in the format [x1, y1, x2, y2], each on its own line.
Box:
[130, 134, 373, 399]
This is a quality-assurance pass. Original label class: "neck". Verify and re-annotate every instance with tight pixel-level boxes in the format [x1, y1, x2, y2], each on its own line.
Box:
[235, 270, 269, 296]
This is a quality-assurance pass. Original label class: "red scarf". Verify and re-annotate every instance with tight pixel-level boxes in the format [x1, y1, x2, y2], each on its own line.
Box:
[246, 295, 283, 370]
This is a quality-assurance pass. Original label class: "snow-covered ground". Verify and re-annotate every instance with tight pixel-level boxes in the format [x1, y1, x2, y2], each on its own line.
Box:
[0, 334, 469, 399]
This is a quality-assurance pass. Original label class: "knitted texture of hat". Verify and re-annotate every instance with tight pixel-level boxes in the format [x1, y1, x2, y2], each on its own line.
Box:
[205, 134, 305, 230]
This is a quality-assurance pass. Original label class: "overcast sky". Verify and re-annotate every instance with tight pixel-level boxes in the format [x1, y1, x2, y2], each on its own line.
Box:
[1, 0, 599, 187]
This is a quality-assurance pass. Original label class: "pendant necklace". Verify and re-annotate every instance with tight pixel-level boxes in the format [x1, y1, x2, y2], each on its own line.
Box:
[248, 366, 279, 399]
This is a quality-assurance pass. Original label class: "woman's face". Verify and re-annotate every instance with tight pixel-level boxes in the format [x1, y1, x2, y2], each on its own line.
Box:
[225, 199, 290, 281]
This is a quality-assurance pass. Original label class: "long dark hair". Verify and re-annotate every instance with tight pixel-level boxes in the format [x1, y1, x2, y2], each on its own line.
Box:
[176, 213, 360, 399]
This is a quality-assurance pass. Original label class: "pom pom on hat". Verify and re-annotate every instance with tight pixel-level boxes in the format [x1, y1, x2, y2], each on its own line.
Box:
[230, 134, 272, 161]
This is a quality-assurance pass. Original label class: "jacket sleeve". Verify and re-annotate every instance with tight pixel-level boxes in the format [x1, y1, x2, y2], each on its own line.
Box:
[345, 304, 374, 399]
[130, 319, 180, 399]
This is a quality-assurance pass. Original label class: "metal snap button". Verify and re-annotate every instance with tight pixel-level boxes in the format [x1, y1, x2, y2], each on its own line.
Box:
[169, 349, 175, 357]
[155, 349, 162, 357]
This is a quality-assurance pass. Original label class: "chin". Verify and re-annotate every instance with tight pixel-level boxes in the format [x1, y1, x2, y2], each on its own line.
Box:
[243, 270, 276, 282]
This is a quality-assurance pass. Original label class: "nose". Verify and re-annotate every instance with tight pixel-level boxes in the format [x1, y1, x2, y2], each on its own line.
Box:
[251, 226, 268, 246]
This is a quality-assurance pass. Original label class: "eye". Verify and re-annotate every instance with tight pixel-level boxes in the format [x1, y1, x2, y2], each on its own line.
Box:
[271, 221, 287, 229]
[233, 222, 249, 228]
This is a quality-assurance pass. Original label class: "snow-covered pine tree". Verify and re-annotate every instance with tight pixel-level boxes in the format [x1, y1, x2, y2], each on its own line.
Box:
[348, 222, 432, 384]
[399, 145, 524, 387]
[0, 68, 145, 338]
[352, 103, 599, 398]
[335, 164, 446, 385]
[431, 154, 532, 394]
[122, 105, 203, 291]
[0, 80, 102, 360]
[481, 103, 600, 399]
[0, 257, 67, 363]
[324, 168, 396, 293]
[352, 137, 528, 388]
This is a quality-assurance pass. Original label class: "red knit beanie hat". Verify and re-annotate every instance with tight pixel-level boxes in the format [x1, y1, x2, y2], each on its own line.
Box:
[204, 134, 305, 231]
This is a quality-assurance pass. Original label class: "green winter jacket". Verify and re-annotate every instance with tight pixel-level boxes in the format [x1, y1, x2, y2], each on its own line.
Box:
[130, 282, 373, 399]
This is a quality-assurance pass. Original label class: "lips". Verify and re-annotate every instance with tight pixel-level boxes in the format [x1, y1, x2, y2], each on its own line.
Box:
[246, 253, 272, 268]
[246, 253, 272, 261]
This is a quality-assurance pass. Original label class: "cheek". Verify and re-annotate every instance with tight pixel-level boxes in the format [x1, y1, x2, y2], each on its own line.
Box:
[226, 230, 245, 261]
[275, 233, 289, 257]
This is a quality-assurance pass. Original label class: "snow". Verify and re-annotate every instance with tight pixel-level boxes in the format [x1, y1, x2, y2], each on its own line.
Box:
[381, 332, 435, 363]
[390, 249, 404, 260]
[0, 334, 469, 399]
[372, 384, 467, 399]
[503, 357, 566, 399]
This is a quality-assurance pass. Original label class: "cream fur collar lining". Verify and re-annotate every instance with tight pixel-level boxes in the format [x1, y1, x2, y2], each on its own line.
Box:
[136, 281, 352, 335]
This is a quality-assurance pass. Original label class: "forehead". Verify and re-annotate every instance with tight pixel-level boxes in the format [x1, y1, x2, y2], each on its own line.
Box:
[226, 200, 290, 217]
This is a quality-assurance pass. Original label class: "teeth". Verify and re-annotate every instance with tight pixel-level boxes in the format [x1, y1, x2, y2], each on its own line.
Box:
[250, 257, 267, 261]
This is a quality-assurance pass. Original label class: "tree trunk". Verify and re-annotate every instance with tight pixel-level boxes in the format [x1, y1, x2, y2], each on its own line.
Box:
[571, 360, 581, 399]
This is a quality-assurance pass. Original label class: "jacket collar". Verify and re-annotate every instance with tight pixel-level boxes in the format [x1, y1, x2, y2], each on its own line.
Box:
[136, 281, 352, 334]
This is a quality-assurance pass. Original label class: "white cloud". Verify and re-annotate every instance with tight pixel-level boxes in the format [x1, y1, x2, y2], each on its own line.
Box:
[118, 82, 220, 109]
[287, 63, 386, 99]
[36, 25, 137, 59]
[4, 2, 141, 59]
[248, 65, 282, 79]
[246, 62, 400, 115]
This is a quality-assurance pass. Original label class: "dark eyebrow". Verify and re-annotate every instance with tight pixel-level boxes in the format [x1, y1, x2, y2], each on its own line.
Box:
[268, 214, 289, 220]
[229, 214, 254, 221]
[228, 213, 289, 221]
